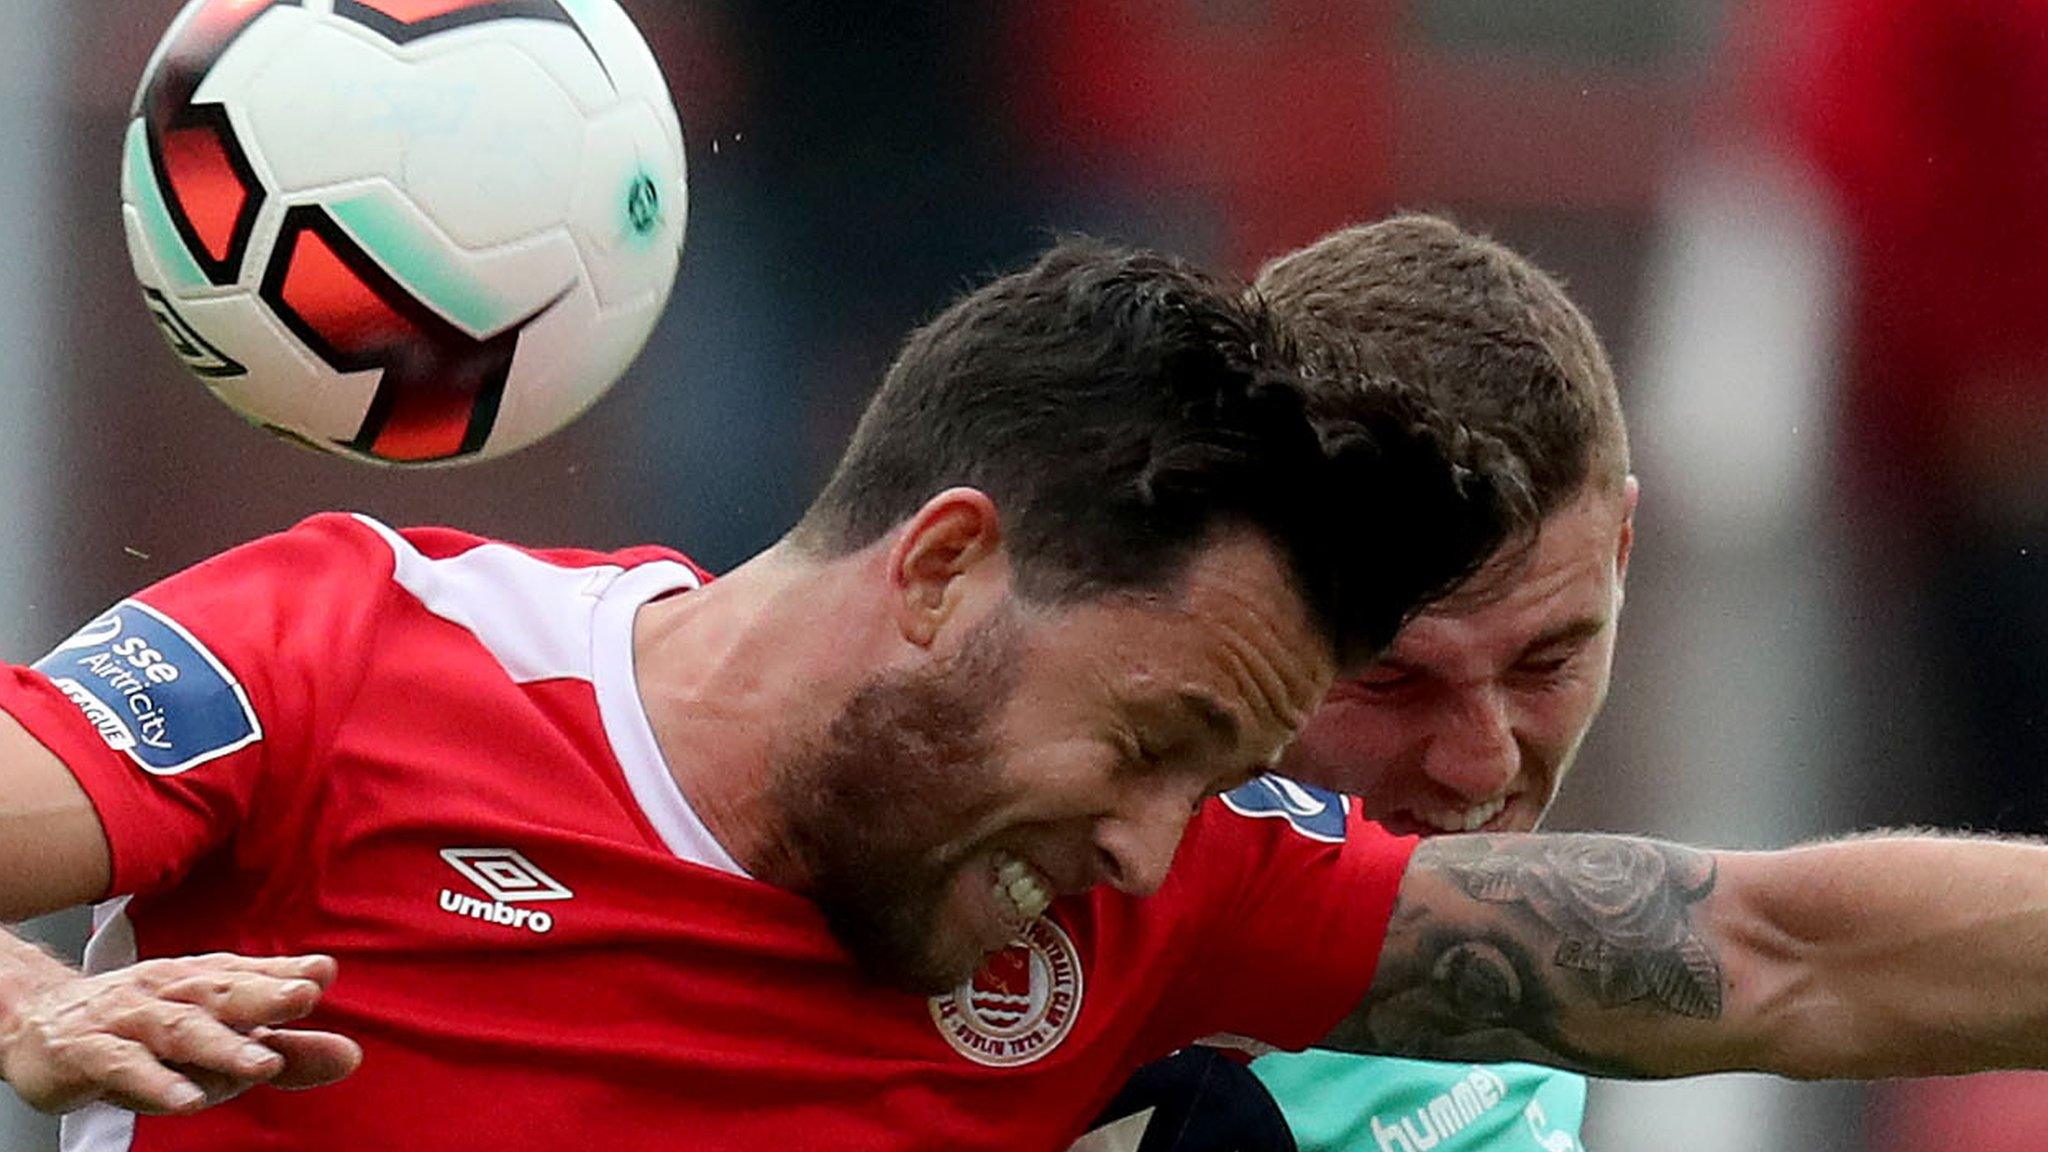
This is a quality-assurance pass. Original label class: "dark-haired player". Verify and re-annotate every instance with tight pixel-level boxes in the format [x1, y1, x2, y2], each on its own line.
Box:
[0, 236, 1523, 1151]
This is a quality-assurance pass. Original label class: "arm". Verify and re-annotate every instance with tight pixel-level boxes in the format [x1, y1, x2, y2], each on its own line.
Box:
[1323, 831, 2048, 1079]
[0, 707, 358, 1114]
[0, 707, 111, 921]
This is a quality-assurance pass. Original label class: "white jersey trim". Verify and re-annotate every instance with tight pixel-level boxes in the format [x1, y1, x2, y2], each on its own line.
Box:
[62, 899, 139, 1152]
[353, 515, 743, 875]
[592, 562, 751, 877]
[352, 514, 621, 684]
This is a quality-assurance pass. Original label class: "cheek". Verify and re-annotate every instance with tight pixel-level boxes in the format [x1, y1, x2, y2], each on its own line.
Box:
[994, 735, 1124, 816]
[1513, 681, 1605, 764]
[1280, 699, 1410, 793]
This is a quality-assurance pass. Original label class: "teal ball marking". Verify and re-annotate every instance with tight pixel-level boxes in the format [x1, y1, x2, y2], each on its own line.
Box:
[626, 173, 660, 236]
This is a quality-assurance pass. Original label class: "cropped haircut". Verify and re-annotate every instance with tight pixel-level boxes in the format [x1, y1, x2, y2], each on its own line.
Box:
[793, 236, 1535, 666]
[1255, 213, 1627, 519]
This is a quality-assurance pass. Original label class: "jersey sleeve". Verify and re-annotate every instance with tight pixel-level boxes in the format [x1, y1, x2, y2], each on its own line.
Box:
[1152, 775, 1419, 1053]
[0, 513, 396, 899]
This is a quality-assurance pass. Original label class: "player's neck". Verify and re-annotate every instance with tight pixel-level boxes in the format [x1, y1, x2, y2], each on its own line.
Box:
[630, 542, 892, 888]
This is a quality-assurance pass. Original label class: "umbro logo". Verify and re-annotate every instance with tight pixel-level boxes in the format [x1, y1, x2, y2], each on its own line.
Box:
[436, 847, 572, 934]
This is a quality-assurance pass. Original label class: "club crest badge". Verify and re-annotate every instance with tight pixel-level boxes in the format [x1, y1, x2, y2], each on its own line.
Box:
[930, 918, 1084, 1068]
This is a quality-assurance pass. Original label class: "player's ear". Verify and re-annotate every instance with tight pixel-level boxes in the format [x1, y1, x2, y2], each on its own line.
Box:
[1614, 474, 1640, 603]
[886, 488, 1007, 648]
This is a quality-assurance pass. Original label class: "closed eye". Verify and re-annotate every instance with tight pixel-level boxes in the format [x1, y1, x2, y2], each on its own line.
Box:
[1513, 653, 1573, 677]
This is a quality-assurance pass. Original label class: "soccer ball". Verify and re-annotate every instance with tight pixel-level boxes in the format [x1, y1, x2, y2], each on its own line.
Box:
[121, 0, 687, 465]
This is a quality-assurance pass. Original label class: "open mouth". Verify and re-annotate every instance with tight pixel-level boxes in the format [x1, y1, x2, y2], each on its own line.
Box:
[1379, 795, 1512, 837]
[989, 849, 1052, 927]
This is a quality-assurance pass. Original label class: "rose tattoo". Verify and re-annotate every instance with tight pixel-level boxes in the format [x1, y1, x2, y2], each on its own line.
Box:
[1449, 837, 1721, 1018]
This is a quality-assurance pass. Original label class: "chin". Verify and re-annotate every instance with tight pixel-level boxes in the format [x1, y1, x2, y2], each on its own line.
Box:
[895, 905, 998, 995]
[848, 940, 973, 997]
[897, 939, 990, 996]
[839, 859, 1018, 995]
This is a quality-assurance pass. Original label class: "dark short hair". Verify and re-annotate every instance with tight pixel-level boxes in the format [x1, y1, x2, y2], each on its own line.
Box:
[1256, 213, 1627, 519]
[793, 236, 1533, 666]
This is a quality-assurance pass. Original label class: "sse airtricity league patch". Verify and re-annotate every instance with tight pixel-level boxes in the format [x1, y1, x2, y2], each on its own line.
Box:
[34, 600, 261, 775]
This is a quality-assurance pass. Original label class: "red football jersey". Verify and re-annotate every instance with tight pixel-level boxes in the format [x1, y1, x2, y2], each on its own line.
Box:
[1, 514, 1417, 1152]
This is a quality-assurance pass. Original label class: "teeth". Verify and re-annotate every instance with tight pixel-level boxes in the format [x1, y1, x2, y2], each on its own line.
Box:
[992, 852, 1053, 922]
[1417, 796, 1507, 833]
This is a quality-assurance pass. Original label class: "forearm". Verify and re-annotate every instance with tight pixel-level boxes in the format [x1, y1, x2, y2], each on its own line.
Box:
[1326, 831, 2048, 1082]
[0, 707, 113, 921]
[1326, 833, 1741, 1078]
[1721, 833, 2048, 1078]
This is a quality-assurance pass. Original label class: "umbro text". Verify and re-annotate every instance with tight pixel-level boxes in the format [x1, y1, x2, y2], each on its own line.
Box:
[438, 888, 555, 934]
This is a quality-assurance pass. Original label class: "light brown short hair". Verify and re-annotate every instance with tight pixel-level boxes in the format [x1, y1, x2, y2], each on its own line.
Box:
[1256, 213, 1628, 517]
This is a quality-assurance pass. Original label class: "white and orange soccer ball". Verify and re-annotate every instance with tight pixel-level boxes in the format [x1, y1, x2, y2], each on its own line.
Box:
[122, 0, 687, 465]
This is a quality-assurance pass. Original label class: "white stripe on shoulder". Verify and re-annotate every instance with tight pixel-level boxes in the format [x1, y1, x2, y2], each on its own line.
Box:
[349, 513, 696, 685]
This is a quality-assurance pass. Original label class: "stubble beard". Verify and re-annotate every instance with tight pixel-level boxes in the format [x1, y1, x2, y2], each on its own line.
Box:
[772, 610, 1024, 994]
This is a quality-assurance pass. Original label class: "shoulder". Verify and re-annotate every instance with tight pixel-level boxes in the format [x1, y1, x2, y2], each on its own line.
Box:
[337, 514, 706, 578]
[1132, 776, 1421, 934]
[323, 514, 706, 617]
[322, 515, 703, 685]
[1175, 775, 1414, 875]
[1209, 775, 1353, 843]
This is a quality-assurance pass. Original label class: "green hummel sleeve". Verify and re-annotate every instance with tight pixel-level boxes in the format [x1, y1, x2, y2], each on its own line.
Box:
[1251, 1051, 1588, 1152]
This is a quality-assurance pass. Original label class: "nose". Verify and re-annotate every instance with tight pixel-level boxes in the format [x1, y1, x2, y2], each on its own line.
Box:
[1420, 689, 1519, 802]
[1093, 783, 1198, 898]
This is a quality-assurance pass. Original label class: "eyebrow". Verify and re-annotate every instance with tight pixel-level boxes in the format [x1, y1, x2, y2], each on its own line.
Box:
[1175, 689, 1242, 746]
[1128, 688, 1243, 752]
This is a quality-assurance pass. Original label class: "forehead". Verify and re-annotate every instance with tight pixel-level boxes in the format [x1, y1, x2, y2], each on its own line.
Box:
[1389, 489, 1622, 661]
[1033, 533, 1334, 753]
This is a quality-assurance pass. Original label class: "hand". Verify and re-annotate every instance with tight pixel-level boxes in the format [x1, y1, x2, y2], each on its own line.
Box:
[0, 952, 361, 1115]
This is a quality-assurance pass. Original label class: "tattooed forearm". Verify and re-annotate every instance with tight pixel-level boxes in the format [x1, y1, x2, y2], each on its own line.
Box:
[1325, 834, 1724, 1076]
[1447, 835, 1722, 1018]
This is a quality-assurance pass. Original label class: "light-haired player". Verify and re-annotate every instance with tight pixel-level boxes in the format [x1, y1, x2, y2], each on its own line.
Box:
[1080, 213, 1629, 1151]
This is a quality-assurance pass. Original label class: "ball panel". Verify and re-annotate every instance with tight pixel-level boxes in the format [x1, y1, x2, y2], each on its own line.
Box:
[139, 287, 250, 381]
[557, 0, 675, 113]
[154, 288, 377, 447]
[260, 204, 523, 462]
[124, 207, 260, 387]
[239, 23, 412, 196]
[186, 2, 318, 108]
[391, 43, 586, 249]
[491, 284, 661, 455]
[136, 0, 304, 286]
[271, 212, 425, 365]
[320, 183, 573, 336]
[122, 121, 212, 294]
[467, 20, 616, 113]
[566, 97, 684, 309]
[154, 105, 265, 275]
[332, 0, 580, 45]
[138, 0, 306, 118]
[243, 22, 588, 252]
